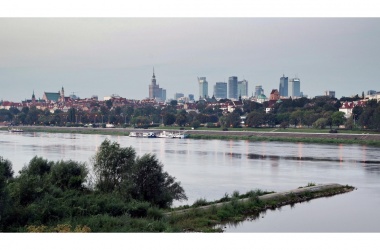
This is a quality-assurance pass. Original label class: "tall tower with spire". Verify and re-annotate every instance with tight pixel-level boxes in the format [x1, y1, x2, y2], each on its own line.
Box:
[60, 86, 65, 103]
[32, 90, 36, 104]
[148, 67, 166, 101]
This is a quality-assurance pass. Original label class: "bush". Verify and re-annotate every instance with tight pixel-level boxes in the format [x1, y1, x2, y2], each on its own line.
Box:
[192, 198, 208, 207]
[127, 201, 151, 218]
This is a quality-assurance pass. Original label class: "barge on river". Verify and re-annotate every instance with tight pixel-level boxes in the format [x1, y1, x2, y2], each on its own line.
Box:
[129, 131, 189, 139]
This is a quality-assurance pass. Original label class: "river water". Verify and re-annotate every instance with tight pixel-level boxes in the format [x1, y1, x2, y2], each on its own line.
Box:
[1, 130, 379, 232]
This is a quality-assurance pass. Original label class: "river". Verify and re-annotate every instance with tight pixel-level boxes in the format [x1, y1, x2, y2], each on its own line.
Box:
[0, 130, 379, 232]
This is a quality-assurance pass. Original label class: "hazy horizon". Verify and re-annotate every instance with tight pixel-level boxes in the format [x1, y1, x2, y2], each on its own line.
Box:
[1, 18, 379, 102]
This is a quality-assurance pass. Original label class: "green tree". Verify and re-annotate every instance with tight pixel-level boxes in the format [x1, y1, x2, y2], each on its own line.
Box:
[0, 156, 14, 228]
[290, 110, 304, 127]
[67, 108, 76, 123]
[246, 111, 265, 128]
[50, 160, 88, 191]
[191, 120, 200, 129]
[313, 118, 328, 129]
[175, 114, 187, 126]
[131, 154, 187, 208]
[163, 113, 176, 126]
[345, 116, 354, 130]
[331, 111, 346, 127]
[106, 100, 113, 109]
[92, 139, 136, 193]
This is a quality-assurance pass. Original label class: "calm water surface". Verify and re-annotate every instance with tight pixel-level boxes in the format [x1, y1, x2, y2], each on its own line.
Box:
[1, 131, 379, 232]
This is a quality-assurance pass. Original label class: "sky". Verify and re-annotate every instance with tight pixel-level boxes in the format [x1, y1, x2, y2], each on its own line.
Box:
[1, 11, 380, 102]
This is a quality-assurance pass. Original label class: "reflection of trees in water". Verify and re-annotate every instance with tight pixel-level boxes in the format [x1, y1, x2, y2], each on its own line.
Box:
[225, 152, 242, 159]
[246, 153, 380, 164]
[364, 165, 380, 175]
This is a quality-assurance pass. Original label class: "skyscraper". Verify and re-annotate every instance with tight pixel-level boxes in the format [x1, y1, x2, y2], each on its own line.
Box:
[237, 79, 248, 98]
[174, 93, 184, 100]
[228, 76, 238, 99]
[148, 68, 166, 101]
[214, 82, 227, 99]
[279, 74, 288, 97]
[255, 85, 264, 97]
[290, 78, 301, 97]
[198, 77, 208, 99]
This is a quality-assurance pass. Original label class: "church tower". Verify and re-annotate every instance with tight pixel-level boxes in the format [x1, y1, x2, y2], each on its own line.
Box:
[32, 90, 36, 104]
[60, 86, 65, 103]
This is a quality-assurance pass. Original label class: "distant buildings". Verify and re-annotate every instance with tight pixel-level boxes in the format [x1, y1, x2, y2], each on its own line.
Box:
[228, 76, 238, 99]
[214, 82, 227, 99]
[279, 75, 288, 97]
[198, 77, 208, 99]
[270, 89, 280, 100]
[367, 90, 377, 95]
[324, 90, 336, 98]
[289, 78, 301, 98]
[148, 68, 166, 101]
[254, 85, 264, 98]
[237, 79, 248, 98]
[174, 93, 184, 100]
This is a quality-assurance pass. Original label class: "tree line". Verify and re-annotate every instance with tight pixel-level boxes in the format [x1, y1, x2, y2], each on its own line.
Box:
[0, 139, 187, 232]
[1, 96, 379, 131]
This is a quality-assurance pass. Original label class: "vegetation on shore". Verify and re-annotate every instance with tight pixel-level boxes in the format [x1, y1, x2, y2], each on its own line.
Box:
[1, 125, 379, 147]
[188, 133, 380, 147]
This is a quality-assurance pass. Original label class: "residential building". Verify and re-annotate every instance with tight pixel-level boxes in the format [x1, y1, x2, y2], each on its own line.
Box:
[279, 75, 288, 97]
[228, 76, 238, 100]
[367, 91, 380, 102]
[214, 82, 227, 99]
[339, 100, 367, 118]
[270, 89, 280, 100]
[198, 77, 208, 99]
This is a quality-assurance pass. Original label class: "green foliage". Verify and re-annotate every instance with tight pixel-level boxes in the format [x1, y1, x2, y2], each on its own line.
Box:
[192, 198, 208, 207]
[191, 120, 201, 129]
[246, 111, 265, 127]
[163, 113, 176, 126]
[331, 111, 346, 126]
[313, 117, 328, 129]
[0, 157, 14, 229]
[50, 160, 88, 191]
[131, 153, 187, 208]
[92, 139, 136, 193]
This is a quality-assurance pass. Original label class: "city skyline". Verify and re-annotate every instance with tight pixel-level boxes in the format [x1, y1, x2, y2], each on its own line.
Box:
[1, 18, 380, 102]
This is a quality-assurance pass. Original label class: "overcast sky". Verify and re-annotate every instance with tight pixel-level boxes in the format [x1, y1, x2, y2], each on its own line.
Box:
[1, 18, 379, 102]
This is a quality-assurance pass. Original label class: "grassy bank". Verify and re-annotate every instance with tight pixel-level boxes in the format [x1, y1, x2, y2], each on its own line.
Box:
[165, 184, 354, 232]
[188, 134, 380, 147]
[2, 126, 379, 146]
[23, 184, 354, 232]
[0, 126, 130, 136]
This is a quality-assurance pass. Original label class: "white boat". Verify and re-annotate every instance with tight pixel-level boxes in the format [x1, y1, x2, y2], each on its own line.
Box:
[172, 132, 189, 139]
[145, 132, 157, 138]
[157, 131, 188, 139]
[8, 127, 24, 133]
[157, 131, 174, 138]
[129, 131, 156, 138]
